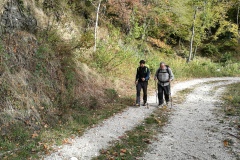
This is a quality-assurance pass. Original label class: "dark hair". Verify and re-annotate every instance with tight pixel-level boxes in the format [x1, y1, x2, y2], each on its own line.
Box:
[139, 60, 145, 64]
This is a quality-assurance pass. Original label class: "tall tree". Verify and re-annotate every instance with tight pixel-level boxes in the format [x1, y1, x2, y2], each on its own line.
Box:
[237, 2, 240, 43]
[188, 7, 197, 63]
[94, 0, 101, 52]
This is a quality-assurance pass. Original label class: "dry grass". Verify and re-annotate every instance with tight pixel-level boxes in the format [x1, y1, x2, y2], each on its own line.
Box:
[0, 30, 118, 108]
[147, 37, 171, 50]
[72, 62, 114, 107]
[0, 1, 239, 159]
[219, 83, 240, 159]
[0, 28, 131, 159]
[0, 0, 8, 14]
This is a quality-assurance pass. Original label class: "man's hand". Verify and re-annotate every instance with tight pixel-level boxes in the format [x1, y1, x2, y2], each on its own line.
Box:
[141, 78, 145, 81]
[135, 81, 138, 85]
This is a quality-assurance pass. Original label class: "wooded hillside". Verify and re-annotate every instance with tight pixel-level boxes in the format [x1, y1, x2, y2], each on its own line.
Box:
[0, 0, 239, 158]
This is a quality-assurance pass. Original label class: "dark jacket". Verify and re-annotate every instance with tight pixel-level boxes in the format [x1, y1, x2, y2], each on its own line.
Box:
[136, 66, 150, 82]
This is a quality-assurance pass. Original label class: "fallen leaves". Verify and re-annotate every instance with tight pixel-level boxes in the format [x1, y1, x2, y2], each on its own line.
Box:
[31, 132, 39, 139]
[100, 149, 109, 154]
[100, 148, 128, 158]
[62, 138, 72, 145]
[223, 139, 233, 147]
[154, 117, 162, 125]
[223, 139, 229, 147]
[43, 143, 50, 154]
[162, 105, 168, 110]
[120, 148, 127, 153]
[143, 138, 151, 144]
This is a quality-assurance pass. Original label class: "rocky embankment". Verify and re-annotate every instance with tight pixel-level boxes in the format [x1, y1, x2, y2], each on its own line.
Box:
[0, 0, 37, 35]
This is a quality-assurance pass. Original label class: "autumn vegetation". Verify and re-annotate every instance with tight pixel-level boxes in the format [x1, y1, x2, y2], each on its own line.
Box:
[0, 0, 240, 159]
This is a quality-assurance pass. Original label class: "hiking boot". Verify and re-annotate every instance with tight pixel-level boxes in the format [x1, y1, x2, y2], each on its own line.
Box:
[166, 102, 169, 107]
[136, 103, 140, 107]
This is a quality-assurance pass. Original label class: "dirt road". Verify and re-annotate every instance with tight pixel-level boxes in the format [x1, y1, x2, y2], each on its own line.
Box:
[44, 77, 240, 160]
[142, 80, 240, 160]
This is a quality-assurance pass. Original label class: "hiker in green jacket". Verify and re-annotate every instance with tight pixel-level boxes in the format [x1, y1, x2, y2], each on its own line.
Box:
[135, 60, 150, 106]
[154, 62, 174, 107]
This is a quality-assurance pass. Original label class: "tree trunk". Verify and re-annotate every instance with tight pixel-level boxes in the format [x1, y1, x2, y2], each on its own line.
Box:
[179, 38, 181, 49]
[187, 7, 197, 63]
[192, 45, 198, 60]
[237, 3, 239, 44]
[94, 0, 101, 52]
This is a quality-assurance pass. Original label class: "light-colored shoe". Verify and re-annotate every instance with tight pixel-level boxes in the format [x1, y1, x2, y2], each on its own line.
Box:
[136, 103, 140, 107]
[166, 102, 169, 107]
[158, 104, 163, 108]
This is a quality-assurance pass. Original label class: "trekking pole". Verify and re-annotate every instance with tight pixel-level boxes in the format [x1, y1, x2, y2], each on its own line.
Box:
[155, 80, 158, 104]
[169, 82, 173, 108]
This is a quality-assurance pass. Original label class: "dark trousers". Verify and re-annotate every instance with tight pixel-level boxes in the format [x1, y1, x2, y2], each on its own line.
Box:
[158, 84, 170, 105]
[136, 81, 148, 104]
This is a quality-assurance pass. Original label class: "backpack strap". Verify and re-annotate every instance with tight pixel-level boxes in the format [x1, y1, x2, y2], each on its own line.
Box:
[165, 65, 170, 76]
[157, 67, 170, 75]
[138, 66, 148, 73]
[157, 66, 170, 82]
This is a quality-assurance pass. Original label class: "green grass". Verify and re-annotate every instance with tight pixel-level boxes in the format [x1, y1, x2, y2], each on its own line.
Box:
[0, 95, 134, 159]
[1, 43, 239, 159]
[0, 122, 42, 159]
[222, 83, 240, 117]
[92, 107, 171, 160]
[1, 7, 240, 159]
[221, 82, 240, 159]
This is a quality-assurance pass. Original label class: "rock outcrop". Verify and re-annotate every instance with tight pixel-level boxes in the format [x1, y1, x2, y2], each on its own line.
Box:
[0, 0, 37, 35]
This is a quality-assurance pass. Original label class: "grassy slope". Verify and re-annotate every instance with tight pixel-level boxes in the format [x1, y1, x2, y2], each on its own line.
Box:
[0, 0, 240, 159]
[220, 83, 240, 159]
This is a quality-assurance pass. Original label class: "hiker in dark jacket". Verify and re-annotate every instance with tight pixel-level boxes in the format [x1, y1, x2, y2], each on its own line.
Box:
[135, 60, 150, 106]
[154, 62, 174, 107]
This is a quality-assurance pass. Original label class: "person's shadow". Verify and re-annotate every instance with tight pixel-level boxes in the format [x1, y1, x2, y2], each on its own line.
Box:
[131, 103, 158, 108]
[146, 103, 158, 108]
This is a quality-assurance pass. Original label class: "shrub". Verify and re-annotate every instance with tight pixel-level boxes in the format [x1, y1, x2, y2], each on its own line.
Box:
[202, 43, 219, 57]
[104, 88, 118, 102]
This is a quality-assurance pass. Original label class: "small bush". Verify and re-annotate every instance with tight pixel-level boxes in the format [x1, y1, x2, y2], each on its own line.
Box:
[79, 30, 94, 48]
[219, 52, 233, 63]
[89, 96, 100, 109]
[202, 43, 219, 57]
[105, 88, 118, 101]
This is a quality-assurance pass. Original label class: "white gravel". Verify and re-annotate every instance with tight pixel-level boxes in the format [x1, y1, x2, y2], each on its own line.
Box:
[43, 77, 240, 160]
[142, 79, 240, 160]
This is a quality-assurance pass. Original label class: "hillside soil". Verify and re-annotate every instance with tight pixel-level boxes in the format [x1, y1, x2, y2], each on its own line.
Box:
[43, 77, 240, 160]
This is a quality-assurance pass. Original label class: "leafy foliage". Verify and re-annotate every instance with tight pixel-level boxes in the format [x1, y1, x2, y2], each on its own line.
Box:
[0, 0, 240, 159]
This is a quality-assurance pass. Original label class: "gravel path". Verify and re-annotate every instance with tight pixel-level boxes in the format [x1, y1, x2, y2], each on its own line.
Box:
[142, 79, 240, 160]
[44, 77, 240, 160]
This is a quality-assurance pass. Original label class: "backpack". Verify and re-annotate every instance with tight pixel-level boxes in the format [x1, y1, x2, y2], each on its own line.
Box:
[157, 65, 170, 82]
[145, 64, 151, 79]
[137, 66, 150, 80]
[157, 65, 170, 74]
